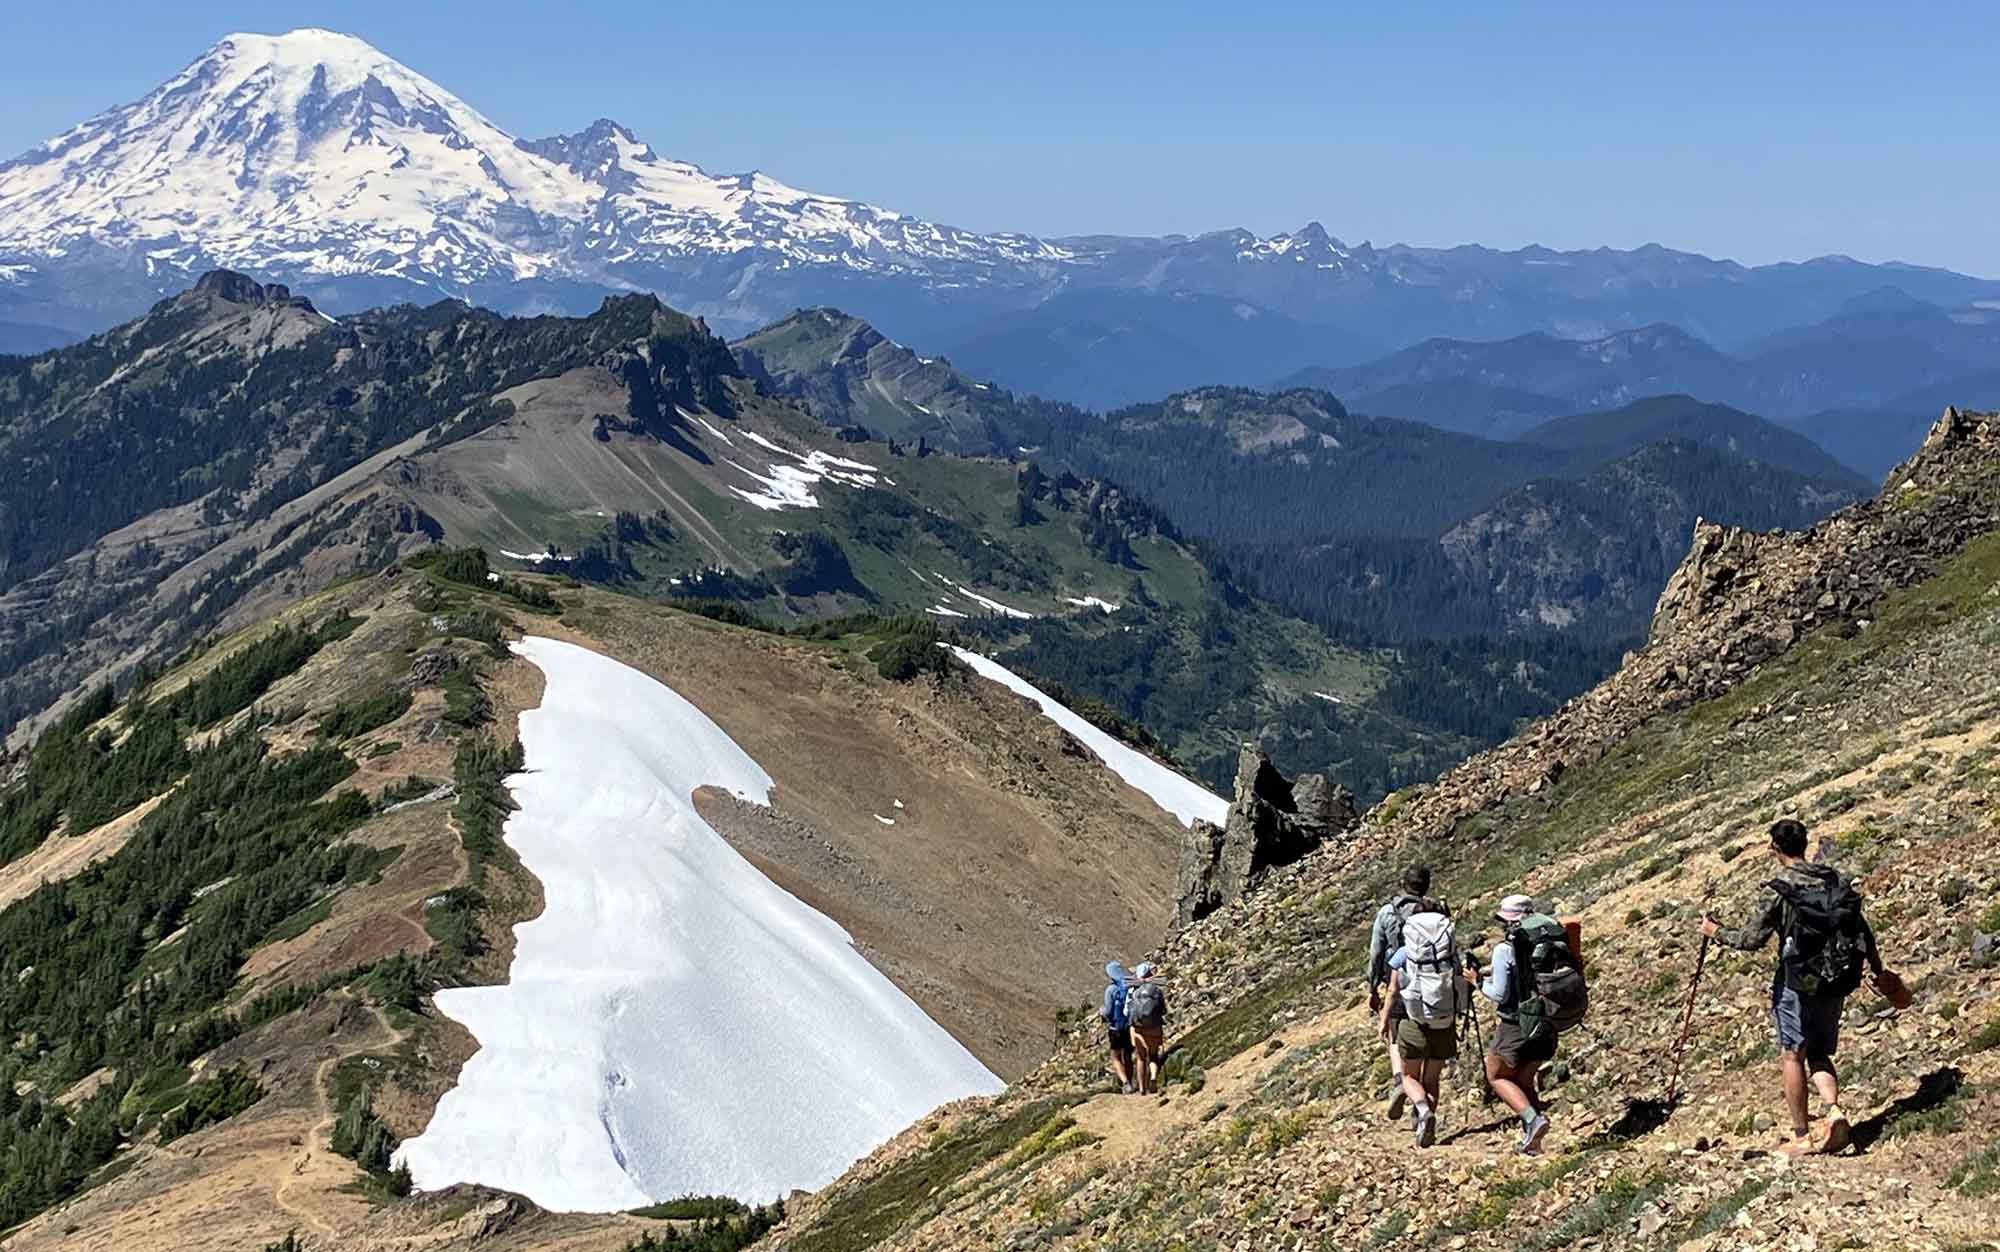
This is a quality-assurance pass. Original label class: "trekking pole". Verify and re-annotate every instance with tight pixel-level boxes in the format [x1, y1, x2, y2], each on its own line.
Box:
[1664, 880, 1720, 1106]
[1463, 950, 1495, 1105]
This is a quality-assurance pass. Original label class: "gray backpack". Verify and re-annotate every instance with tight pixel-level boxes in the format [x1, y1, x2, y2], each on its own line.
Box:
[1398, 911, 1465, 1029]
[1127, 979, 1166, 1027]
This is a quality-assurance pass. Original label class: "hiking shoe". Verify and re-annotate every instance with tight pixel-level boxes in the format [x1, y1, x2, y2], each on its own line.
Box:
[1386, 1089, 1407, 1123]
[1821, 1113, 1852, 1156]
[1121, 1080, 1136, 1094]
[1516, 1113, 1550, 1155]
[1414, 1105, 1436, 1149]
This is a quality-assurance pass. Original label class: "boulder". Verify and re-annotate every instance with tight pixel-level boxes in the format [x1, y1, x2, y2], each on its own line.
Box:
[1173, 745, 1359, 930]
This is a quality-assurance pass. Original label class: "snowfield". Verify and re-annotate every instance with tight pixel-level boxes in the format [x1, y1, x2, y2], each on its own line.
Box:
[948, 647, 1227, 829]
[397, 637, 1001, 1210]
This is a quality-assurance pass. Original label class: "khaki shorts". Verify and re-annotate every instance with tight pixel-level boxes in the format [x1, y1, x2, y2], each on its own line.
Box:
[1489, 1018, 1557, 1068]
[1395, 1017, 1456, 1061]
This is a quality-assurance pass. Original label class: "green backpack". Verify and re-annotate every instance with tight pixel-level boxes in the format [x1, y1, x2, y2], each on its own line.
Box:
[1508, 914, 1588, 1043]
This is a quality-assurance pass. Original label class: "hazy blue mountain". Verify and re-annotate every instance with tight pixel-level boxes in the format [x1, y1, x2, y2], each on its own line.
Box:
[0, 320, 76, 355]
[933, 287, 1377, 411]
[1517, 395, 1867, 487]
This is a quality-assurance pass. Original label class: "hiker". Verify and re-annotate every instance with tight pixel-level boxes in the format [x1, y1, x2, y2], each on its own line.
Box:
[1366, 864, 1448, 1123]
[1377, 906, 1466, 1147]
[1701, 818, 1883, 1155]
[1466, 893, 1587, 1154]
[1100, 961, 1136, 1093]
[1127, 962, 1170, 1094]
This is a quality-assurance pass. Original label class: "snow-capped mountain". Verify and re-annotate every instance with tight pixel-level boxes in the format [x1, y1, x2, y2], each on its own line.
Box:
[3, 27, 1998, 360]
[0, 30, 1063, 298]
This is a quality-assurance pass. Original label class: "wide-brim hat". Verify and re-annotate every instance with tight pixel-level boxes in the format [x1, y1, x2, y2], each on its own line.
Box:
[1495, 893, 1536, 922]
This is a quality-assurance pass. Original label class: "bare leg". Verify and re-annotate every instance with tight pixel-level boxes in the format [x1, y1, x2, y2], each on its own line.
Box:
[1812, 1056, 1850, 1153]
[1780, 1050, 1810, 1137]
[1109, 1048, 1131, 1090]
[1422, 1058, 1446, 1107]
[1400, 1065, 1431, 1108]
[1520, 1060, 1544, 1114]
[1485, 1053, 1532, 1117]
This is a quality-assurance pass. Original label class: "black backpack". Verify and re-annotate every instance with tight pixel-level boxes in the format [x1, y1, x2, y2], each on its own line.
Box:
[1507, 914, 1588, 1042]
[1772, 865, 1868, 997]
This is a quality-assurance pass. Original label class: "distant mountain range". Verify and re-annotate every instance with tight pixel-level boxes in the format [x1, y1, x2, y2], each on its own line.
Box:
[1283, 295, 2000, 478]
[4, 26, 1997, 426]
[729, 309, 1869, 648]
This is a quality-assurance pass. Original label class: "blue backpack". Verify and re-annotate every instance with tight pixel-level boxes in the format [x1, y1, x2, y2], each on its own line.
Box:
[1105, 980, 1130, 1029]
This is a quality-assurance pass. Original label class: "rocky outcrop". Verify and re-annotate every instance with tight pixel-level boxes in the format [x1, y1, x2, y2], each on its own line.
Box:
[1173, 745, 1358, 929]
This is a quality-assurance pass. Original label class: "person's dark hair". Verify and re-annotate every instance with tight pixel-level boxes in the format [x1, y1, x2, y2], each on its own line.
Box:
[1401, 864, 1432, 895]
[1769, 819, 1809, 857]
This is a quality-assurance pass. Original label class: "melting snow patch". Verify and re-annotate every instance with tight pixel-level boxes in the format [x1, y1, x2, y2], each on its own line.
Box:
[893, 799, 905, 809]
[1312, 692, 1344, 704]
[397, 638, 999, 1209]
[693, 415, 736, 446]
[727, 459, 822, 511]
[948, 647, 1226, 829]
[873, 815, 896, 826]
[926, 604, 970, 619]
[933, 573, 1033, 620]
[1062, 596, 1121, 614]
[500, 549, 557, 563]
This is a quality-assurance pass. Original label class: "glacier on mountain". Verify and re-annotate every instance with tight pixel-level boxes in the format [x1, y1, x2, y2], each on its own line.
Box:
[0, 28, 1067, 296]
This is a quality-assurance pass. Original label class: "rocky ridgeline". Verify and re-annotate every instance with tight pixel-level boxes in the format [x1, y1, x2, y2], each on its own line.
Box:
[783, 404, 2000, 1252]
[1173, 745, 1358, 929]
[1025, 406, 2000, 1087]
[1389, 407, 2000, 845]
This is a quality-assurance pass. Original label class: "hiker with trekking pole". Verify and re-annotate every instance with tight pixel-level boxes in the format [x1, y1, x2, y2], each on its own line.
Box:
[1699, 819, 1910, 1155]
[1466, 894, 1588, 1155]
[1366, 865, 1449, 1126]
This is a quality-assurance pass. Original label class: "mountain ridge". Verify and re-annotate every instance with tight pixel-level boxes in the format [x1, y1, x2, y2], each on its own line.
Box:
[5, 27, 1998, 366]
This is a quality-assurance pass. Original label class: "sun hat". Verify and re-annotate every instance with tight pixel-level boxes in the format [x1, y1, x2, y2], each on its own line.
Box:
[1495, 894, 1536, 922]
[1135, 961, 1156, 978]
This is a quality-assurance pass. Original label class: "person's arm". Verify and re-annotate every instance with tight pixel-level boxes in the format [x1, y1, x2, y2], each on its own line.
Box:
[1480, 940, 1514, 1005]
[1365, 906, 1390, 1008]
[1858, 911, 1885, 975]
[1706, 886, 1782, 951]
[1099, 984, 1114, 1023]
[1380, 969, 1401, 1038]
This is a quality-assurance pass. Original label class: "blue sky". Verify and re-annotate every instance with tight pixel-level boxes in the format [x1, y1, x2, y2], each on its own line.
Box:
[4, 1, 1996, 274]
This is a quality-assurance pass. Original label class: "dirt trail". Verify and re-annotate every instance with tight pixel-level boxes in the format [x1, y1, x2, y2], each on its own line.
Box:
[273, 995, 404, 1240]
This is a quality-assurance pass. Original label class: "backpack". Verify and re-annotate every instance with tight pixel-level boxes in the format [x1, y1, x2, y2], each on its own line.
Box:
[1127, 980, 1167, 1027]
[1507, 913, 1588, 1042]
[1105, 981, 1130, 1030]
[1772, 865, 1868, 997]
[1398, 911, 1465, 1029]
[1376, 894, 1448, 984]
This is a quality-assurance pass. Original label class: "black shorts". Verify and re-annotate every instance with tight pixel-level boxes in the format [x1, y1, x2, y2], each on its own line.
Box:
[1489, 1018, 1557, 1068]
[1108, 1025, 1133, 1054]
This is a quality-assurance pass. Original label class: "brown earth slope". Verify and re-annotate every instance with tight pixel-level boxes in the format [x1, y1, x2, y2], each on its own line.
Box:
[0, 561, 1192, 1250]
[765, 409, 2000, 1252]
